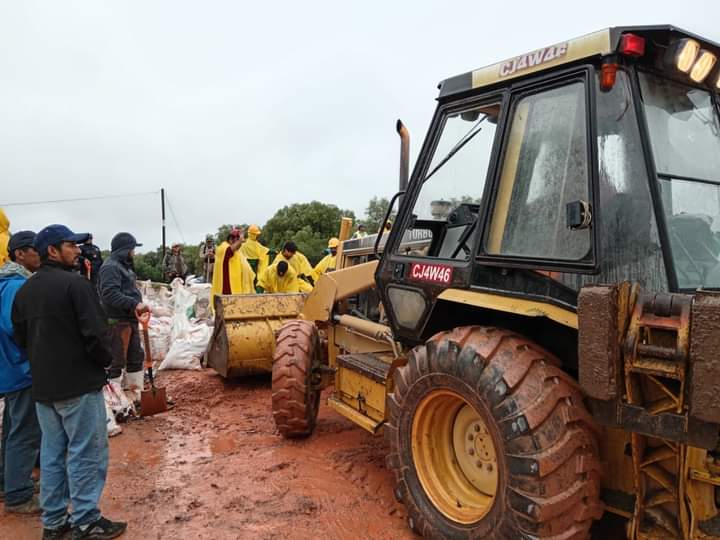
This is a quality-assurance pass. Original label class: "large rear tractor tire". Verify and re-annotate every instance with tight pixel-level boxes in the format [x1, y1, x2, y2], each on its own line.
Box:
[271, 320, 321, 438]
[386, 326, 603, 539]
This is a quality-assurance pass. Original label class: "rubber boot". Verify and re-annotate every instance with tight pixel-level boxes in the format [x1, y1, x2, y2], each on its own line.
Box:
[125, 370, 145, 404]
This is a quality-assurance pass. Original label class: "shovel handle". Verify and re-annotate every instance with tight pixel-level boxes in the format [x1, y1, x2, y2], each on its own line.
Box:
[138, 313, 153, 371]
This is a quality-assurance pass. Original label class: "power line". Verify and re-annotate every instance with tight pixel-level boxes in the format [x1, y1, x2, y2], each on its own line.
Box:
[165, 192, 186, 244]
[0, 190, 160, 207]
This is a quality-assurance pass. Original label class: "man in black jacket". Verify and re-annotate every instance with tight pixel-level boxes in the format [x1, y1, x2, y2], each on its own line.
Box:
[97, 232, 149, 404]
[11, 224, 126, 540]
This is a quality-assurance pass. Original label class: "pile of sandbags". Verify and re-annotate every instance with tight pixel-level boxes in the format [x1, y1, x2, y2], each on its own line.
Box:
[140, 279, 213, 372]
[158, 280, 212, 370]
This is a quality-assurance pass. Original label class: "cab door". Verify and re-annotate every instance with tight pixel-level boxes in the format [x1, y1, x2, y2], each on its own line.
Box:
[480, 70, 597, 273]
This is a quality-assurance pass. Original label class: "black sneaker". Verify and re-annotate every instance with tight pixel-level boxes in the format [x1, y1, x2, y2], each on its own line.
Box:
[43, 521, 72, 540]
[71, 517, 127, 540]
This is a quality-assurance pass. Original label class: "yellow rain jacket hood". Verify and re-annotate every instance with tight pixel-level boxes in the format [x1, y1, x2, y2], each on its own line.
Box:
[273, 250, 314, 280]
[311, 253, 336, 282]
[258, 262, 312, 294]
[240, 233, 270, 277]
[210, 241, 256, 303]
[0, 209, 9, 266]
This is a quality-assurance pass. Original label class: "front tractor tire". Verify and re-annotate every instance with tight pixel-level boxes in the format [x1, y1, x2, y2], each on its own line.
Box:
[386, 326, 603, 539]
[271, 320, 321, 438]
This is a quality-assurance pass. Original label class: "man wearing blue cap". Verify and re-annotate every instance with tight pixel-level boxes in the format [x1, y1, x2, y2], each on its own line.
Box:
[0, 231, 41, 514]
[97, 232, 150, 405]
[11, 225, 126, 540]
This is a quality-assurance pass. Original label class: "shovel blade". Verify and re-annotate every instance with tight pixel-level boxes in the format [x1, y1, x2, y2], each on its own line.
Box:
[140, 386, 168, 416]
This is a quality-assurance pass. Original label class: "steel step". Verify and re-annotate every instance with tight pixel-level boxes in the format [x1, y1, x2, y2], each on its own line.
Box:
[336, 353, 391, 384]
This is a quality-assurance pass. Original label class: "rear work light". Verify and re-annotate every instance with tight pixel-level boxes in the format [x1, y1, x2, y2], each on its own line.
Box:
[619, 33, 646, 57]
[690, 50, 717, 83]
[671, 38, 701, 73]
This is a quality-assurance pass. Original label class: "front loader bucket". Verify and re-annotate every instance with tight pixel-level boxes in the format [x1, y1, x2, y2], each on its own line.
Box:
[206, 293, 306, 378]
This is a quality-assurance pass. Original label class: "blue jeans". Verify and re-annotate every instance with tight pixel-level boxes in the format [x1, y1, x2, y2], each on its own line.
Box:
[0, 386, 41, 506]
[35, 390, 108, 529]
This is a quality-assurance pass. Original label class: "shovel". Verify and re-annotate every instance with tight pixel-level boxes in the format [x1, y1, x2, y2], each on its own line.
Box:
[138, 312, 168, 416]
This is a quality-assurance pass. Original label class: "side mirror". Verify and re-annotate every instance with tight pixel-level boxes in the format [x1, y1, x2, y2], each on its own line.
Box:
[566, 200, 592, 230]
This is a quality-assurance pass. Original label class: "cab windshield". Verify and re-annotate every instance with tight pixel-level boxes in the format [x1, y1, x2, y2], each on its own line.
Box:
[639, 71, 720, 288]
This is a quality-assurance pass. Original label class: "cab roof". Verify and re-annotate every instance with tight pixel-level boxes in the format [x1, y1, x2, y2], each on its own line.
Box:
[438, 25, 720, 99]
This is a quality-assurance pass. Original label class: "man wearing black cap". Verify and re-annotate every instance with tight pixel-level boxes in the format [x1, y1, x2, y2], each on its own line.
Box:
[0, 231, 41, 515]
[97, 232, 150, 405]
[11, 224, 126, 539]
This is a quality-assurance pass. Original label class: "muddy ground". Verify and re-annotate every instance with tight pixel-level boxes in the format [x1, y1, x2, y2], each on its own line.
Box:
[1, 369, 623, 540]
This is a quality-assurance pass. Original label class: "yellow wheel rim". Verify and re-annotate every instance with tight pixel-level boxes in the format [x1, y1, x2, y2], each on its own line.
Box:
[411, 389, 498, 524]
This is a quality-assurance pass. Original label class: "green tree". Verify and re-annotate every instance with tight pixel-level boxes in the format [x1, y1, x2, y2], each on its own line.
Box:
[263, 201, 355, 264]
[133, 248, 163, 282]
[364, 196, 395, 233]
[181, 244, 200, 276]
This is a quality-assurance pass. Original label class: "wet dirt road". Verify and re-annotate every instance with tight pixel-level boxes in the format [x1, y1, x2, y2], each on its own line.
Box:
[0, 369, 414, 540]
[1, 369, 623, 539]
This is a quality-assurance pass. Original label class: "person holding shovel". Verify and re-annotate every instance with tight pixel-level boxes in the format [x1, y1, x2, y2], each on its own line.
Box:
[11, 224, 126, 539]
[97, 232, 151, 405]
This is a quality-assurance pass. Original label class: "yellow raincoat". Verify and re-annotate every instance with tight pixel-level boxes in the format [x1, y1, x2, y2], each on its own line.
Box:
[239, 233, 269, 277]
[311, 253, 336, 282]
[273, 251, 314, 280]
[210, 241, 256, 303]
[0, 209, 9, 266]
[258, 262, 312, 293]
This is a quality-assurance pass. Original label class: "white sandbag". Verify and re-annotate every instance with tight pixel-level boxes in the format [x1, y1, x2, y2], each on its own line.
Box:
[170, 280, 197, 340]
[103, 381, 135, 420]
[159, 323, 211, 370]
[140, 280, 174, 318]
[147, 316, 172, 363]
[105, 400, 122, 437]
[188, 283, 212, 320]
[103, 382, 133, 436]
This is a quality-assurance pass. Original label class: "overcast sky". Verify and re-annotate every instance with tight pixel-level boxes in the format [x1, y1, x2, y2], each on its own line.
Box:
[1, 0, 718, 251]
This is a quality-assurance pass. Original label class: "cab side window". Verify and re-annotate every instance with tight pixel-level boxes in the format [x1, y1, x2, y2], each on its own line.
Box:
[486, 82, 591, 261]
[396, 102, 501, 260]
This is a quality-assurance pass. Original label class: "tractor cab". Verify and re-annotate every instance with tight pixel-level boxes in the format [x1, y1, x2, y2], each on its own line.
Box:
[376, 26, 720, 345]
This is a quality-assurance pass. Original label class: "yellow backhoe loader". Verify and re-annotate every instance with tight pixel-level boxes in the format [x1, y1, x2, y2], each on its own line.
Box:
[270, 26, 720, 539]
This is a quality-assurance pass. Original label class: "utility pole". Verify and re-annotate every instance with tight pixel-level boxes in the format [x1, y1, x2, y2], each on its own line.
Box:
[161, 188, 167, 259]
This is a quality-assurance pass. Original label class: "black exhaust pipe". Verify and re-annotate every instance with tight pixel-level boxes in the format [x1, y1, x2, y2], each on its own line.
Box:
[396, 119, 409, 192]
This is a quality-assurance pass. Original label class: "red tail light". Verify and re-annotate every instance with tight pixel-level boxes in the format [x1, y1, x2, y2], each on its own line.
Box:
[619, 33, 646, 57]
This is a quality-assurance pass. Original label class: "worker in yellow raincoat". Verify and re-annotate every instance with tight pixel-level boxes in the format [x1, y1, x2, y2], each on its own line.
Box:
[240, 224, 269, 292]
[0, 209, 10, 266]
[258, 260, 312, 293]
[273, 241, 314, 286]
[210, 228, 256, 305]
[312, 237, 339, 282]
